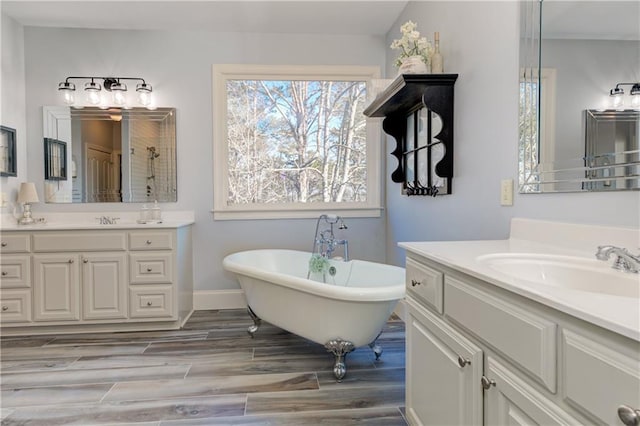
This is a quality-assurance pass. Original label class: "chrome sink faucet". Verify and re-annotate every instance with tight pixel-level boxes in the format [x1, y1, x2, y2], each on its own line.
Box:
[596, 245, 640, 273]
[96, 216, 120, 225]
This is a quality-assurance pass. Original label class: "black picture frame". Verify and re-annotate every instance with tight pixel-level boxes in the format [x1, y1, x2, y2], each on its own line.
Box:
[44, 138, 68, 180]
[0, 125, 17, 177]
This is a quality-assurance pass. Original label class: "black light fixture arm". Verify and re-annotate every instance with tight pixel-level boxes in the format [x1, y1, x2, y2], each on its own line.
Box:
[62, 76, 149, 91]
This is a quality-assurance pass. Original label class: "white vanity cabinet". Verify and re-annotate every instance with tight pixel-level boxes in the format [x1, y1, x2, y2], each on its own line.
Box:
[403, 251, 640, 426]
[0, 225, 193, 335]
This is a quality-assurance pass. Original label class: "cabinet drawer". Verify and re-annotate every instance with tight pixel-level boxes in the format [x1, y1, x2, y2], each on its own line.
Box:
[129, 231, 173, 251]
[562, 329, 640, 425]
[444, 276, 557, 392]
[0, 255, 31, 288]
[130, 286, 173, 318]
[0, 289, 32, 322]
[33, 232, 126, 252]
[0, 234, 30, 253]
[129, 252, 173, 284]
[406, 257, 444, 314]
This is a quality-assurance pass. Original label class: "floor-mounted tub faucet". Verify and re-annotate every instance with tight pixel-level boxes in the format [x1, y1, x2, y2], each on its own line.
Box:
[596, 245, 640, 273]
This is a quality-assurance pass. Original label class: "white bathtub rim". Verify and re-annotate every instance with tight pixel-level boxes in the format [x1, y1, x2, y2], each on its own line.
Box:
[223, 249, 405, 303]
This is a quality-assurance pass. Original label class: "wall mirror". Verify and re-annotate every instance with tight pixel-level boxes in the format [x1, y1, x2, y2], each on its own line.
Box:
[42, 106, 177, 203]
[519, 0, 640, 193]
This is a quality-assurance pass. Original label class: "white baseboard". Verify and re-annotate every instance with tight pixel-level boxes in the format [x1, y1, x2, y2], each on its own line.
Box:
[193, 290, 247, 310]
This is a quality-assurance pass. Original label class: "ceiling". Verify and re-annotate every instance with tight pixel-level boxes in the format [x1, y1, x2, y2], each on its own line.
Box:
[1, 1, 408, 36]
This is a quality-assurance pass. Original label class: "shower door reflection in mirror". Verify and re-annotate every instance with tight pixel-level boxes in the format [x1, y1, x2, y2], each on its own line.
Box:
[42, 107, 177, 203]
[584, 109, 639, 191]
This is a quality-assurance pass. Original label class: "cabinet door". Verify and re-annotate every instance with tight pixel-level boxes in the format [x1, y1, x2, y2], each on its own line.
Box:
[33, 254, 80, 321]
[82, 253, 127, 320]
[406, 297, 483, 426]
[484, 356, 579, 425]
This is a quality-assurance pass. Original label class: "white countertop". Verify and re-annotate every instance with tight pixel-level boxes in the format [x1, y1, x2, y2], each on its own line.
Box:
[0, 211, 194, 231]
[400, 218, 640, 342]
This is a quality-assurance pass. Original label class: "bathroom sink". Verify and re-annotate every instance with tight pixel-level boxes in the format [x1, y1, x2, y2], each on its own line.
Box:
[477, 253, 639, 298]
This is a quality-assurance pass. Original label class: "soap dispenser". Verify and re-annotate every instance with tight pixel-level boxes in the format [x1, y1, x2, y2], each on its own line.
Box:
[138, 204, 150, 224]
[150, 200, 162, 223]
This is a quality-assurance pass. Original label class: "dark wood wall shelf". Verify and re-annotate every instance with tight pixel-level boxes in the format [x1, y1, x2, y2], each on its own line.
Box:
[364, 74, 458, 196]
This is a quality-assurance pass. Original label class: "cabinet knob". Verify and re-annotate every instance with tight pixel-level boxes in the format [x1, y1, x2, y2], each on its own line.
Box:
[146, 240, 152, 245]
[146, 268, 152, 272]
[2, 306, 8, 311]
[411, 279, 421, 287]
[457, 356, 471, 368]
[1, 271, 7, 276]
[618, 405, 640, 426]
[83, 259, 89, 264]
[481, 376, 496, 390]
[68, 259, 74, 264]
[146, 301, 153, 306]
[1, 242, 7, 247]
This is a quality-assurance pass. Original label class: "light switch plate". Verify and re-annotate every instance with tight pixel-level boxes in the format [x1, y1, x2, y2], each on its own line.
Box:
[500, 179, 513, 206]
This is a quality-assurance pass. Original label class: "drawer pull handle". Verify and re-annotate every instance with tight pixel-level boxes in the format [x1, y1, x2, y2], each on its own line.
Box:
[146, 268, 152, 272]
[68, 259, 74, 264]
[1, 271, 7, 276]
[83, 259, 89, 264]
[481, 376, 496, 390]
[2, 306, 8, 311]
[146, 240, 152, 245]
[618, 405, 640, 426]
[411, 279, 421, 287]
[457, 356, 471, 368]
[146, 301, 153, 306]
[1, 242, 7, 247]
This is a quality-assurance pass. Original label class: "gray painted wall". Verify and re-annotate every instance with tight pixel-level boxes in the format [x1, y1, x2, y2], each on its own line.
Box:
[385, 1, 639, 267]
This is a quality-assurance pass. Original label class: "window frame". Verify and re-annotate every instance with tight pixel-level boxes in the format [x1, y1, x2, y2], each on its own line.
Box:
[212, 64, 382, 220]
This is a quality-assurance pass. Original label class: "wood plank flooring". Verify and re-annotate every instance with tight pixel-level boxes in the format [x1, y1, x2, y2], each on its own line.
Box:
[0, 309, 407, 425]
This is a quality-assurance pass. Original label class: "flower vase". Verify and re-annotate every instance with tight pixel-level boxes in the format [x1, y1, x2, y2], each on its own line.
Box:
[398, 55, 429, 75]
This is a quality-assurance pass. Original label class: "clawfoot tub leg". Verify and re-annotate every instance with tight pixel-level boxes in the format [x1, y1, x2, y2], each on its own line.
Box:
[246, 306, 261, 338]
[368, 331, 383, 360]
[368, 341, 383, 360]
[325, 339, 355, 381]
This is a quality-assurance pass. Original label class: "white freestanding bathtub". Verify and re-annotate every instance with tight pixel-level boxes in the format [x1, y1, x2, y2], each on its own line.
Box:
[223, 249, 405, 379]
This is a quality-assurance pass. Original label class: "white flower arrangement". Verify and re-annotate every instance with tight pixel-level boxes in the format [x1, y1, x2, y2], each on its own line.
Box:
[390, 21, 434, 68]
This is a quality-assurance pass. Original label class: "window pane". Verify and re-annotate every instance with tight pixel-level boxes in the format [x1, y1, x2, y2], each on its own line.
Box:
[226, 79, 368, 205]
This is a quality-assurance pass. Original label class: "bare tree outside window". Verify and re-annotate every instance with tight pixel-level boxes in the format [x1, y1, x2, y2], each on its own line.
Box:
[226, 79, 368, 206]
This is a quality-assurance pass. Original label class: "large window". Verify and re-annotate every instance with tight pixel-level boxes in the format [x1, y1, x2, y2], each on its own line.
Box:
[212, 65, 381, 220]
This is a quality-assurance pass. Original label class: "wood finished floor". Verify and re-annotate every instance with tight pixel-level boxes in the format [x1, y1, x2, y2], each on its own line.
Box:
[0, 309, 407, 425]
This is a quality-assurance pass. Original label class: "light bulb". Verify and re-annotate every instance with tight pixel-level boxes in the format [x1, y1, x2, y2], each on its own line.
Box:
[631, 95, 640, 109]
[62, 91, 75, 105]
[87, 91, 101, 105]
[113, 91, 126, 106]
[138, 91, 151, 106]
[611, 94, 623, 109]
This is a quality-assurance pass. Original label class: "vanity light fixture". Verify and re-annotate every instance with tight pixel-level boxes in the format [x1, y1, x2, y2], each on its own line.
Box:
[609, 82, 640, 109]
[57, 76, 154, 109]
